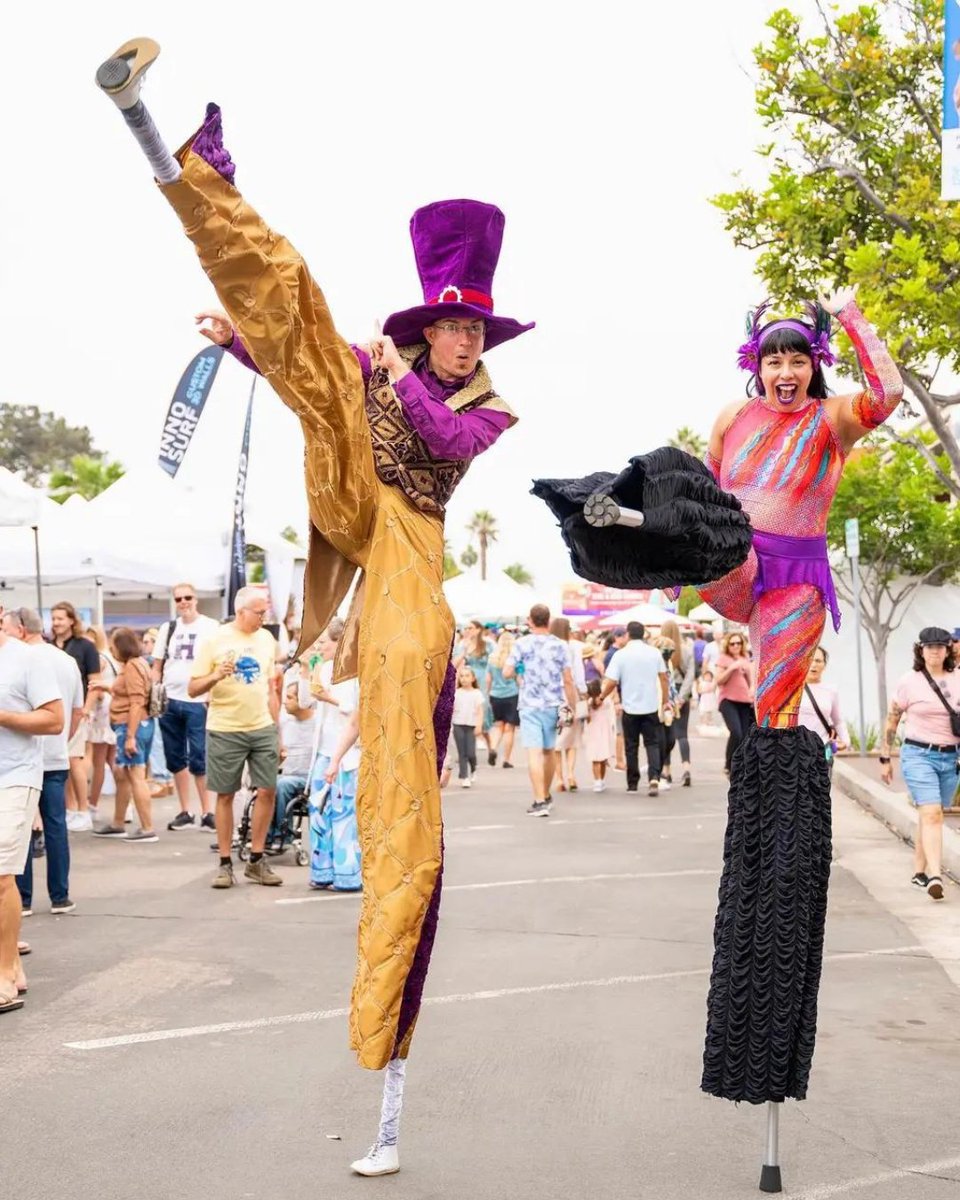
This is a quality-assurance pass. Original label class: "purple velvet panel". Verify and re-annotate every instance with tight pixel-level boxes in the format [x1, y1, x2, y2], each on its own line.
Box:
[190, 102, 236, 186]
[392, 658, 456, 1054]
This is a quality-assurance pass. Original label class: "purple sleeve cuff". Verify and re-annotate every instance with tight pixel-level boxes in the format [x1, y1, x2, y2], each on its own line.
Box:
[224, 329, 262, 376]
[393, 372, 510, 459]
[349, 345, 372, 385]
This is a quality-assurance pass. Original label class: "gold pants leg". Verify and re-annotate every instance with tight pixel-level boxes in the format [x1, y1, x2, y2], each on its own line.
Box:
[160, 141, 452, 1070]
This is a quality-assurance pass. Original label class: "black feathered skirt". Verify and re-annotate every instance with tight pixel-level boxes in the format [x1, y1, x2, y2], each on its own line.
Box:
[701, 726, 832, 1103]
[531, 446, 753, 589]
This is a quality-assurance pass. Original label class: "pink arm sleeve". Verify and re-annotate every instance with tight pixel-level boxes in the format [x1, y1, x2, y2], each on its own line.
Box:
[704, 449, 721, 481]
[837, 301, 903, 430]
[393, 372, 510, 459]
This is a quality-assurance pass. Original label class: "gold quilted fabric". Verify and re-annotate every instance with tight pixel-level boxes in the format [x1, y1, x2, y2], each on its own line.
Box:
[161, 147, 457, 1069]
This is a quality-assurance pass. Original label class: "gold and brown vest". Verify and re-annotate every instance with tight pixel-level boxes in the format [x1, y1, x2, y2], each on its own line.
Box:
[364, 344, 516, 517]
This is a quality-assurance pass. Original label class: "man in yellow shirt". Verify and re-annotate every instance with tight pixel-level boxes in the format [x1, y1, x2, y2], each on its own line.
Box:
[189, 588, 281, 888]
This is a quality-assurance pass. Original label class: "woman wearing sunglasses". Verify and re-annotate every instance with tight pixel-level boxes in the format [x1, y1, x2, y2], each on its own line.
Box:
[715, 633, 755, 776]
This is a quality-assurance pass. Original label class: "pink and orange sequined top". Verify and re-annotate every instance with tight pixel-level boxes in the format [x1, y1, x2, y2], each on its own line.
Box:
[705, 302, 902, 537]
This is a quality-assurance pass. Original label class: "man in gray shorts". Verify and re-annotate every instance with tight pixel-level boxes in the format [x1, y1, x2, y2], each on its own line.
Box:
[189, 588, 281, 889]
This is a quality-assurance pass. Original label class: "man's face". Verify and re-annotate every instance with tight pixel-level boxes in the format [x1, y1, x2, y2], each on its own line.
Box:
[423, 319, 485, 381]
[51, 608, 71, 638]
[237, 600, 270, 632]
[615, 633, 628, 648]
[173, 586, 198, 619]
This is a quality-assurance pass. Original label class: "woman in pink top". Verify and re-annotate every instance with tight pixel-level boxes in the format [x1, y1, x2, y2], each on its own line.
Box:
[881, 627, 960, 901]
[714, 632, 755, 775]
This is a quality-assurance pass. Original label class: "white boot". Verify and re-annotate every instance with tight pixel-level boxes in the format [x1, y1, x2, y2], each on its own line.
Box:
[350, 1143, 400, 1177]
[95, 37, 160, 109]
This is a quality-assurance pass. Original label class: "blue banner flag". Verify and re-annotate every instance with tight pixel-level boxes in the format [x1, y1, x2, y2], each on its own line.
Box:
[943, 1, 960, 198]
[227, 381, 255, 614]
[158, 345, 225, 477]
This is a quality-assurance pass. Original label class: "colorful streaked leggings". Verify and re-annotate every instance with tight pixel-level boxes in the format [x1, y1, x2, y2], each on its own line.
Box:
[699, 549, 825, 729]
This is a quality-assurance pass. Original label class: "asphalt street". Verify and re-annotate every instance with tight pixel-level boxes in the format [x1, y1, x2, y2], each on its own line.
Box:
[5, 735, 960, 1200]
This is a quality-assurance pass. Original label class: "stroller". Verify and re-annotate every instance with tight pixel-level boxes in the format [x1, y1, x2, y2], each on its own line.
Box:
[235, 780, 329, 869]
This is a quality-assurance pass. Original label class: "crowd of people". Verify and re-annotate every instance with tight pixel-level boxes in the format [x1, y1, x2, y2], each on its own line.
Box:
[2, 590, 958, 1013]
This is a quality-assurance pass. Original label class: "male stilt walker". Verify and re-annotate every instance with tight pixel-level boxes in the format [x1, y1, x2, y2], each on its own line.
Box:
[534, 290, 902, 1191]
[95, 38, 531, 1176]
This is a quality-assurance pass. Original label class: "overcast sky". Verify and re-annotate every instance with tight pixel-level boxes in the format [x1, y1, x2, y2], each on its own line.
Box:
[1, 0, 834, 597]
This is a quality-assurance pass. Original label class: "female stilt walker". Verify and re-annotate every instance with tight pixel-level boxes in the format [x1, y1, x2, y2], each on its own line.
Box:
[95, 38, 531, 1177]
[534, 287, 902, 1190]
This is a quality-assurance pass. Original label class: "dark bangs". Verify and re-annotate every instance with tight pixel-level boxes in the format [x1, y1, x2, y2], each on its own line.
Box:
[748, 324, 829, 399]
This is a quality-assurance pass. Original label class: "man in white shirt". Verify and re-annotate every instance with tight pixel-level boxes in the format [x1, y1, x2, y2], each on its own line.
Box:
[0, 606, 63, 1012]
[2, 609, 84, 917]
[601, 622, 668, 796]
[152, 583, 221, 832]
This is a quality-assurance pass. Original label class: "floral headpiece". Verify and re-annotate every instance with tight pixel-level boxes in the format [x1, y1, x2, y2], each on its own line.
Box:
[736, 300, 835, 374]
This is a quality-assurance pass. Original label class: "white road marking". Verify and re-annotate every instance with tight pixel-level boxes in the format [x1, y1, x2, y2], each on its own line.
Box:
[63, 945, 925, 1053]
[793, 1155, 960, 1199]
[273, 868, 718, 906]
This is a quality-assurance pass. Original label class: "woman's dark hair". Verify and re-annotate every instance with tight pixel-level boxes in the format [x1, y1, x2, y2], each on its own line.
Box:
[550, 616, 571, 642]
[112, 627, 142, 664]
[912, 643, 956, 672]
[749, 326, 829, 400]
[586, 678, 602, 699]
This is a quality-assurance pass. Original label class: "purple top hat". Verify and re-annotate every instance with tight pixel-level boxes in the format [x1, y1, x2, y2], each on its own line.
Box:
[383, 199, 535, 352]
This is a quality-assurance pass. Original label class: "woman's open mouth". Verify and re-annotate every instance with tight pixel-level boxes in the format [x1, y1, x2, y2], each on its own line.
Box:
[775, 384, 798, 404]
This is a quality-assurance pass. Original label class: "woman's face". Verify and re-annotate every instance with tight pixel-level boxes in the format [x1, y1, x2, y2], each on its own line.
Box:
[922, 643, 948, 671]
[318, 632, 337, 662]
[726, 636, 745, 657]
[142, 634, 156, 655]
[759, 349, 814, 410]
[806, 648, 827, 682]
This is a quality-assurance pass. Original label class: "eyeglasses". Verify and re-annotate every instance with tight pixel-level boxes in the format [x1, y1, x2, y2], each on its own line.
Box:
[432, 321, 485, 338]
[174, 594, 195, 603]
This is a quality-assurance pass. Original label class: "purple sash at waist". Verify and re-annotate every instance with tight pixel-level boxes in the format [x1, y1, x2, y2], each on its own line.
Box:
[751, 531, 841, 632]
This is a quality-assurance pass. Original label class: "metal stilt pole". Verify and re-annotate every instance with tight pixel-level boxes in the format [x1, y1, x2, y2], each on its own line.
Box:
[759, 1101, 783, 1193]
[583, 493, 645, 529]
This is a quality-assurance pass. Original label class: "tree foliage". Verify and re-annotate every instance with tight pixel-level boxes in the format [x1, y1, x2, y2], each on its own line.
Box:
[668, 426, 708, 458]
[443, 539, 461, 581]
[48, 455, 125, 504]
[826, 437, 960, 714]
[714, 1, 960, 491]
[0, 404, 99, 485]
[465, 510, 499, 580]
[504, 563, 535, 586]
[460, 544, 478, 569]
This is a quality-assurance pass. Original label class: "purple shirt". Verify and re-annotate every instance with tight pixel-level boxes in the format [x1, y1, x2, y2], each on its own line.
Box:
[225, 333, 509, 461]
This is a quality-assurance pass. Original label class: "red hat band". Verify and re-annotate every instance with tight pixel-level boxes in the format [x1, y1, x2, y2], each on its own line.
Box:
[429, 285, 493, 311]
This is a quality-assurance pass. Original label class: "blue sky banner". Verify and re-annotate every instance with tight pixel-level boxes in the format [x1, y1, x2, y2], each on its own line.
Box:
[158, 346, 224, 477]
[943, 1, 960, 197]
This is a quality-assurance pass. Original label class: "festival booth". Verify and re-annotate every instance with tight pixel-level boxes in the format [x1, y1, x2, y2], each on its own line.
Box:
[443, 569, 535, 626]
[0, 467, 304, 628]
[0, 467, 46, 608]
[595, 602, 694, 630]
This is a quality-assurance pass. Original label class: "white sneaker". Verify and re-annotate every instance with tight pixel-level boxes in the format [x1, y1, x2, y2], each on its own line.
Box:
[592, 780, 606, 793]
[460, 777, 472, 788]
[75, 811, 94, 831]
[65, 811, 81, 831]
[658, 780, 672, 792]
[350, 1142, 400, 1177]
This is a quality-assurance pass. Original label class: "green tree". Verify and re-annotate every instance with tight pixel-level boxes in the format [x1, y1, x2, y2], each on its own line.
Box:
[827, 437, 960, 717]
[48, 455, 125, 504]
[443, 539, 461, 581]
[460, 544, 478, 570]
[668, 427, 707, 459]
[714, 1, 960, 493]
[504, 563, 535, 586]
[677, 585, 701, 618]
[279, 525, 301, 545]
[0, 404, 100, 485]
[466, 510, 499, 580]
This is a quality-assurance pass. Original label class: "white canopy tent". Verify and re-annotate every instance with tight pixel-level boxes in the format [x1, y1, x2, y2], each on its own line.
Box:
[0, 468, 48, 610]
[0, 466, 304, 624]
[596, 603, 694, 630]
[443, 569, 535, 625]
[688, 600, 722, 622]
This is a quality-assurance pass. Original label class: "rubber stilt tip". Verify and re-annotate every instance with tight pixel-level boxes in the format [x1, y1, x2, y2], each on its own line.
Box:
[96, 58, 131, 90]
[759, 1164, 782, 1193]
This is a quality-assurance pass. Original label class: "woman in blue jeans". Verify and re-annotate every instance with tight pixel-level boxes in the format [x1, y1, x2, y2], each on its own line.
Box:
[880, 627, 960, 901]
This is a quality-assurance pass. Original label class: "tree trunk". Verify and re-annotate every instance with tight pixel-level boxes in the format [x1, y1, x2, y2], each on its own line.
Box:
[901, 367, 960, 497]
[479, 534, 487, 581]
